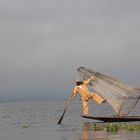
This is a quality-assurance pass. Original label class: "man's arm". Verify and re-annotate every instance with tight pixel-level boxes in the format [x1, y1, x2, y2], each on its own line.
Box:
[68, 87, 78, 101]
[83, 76, 96, 85]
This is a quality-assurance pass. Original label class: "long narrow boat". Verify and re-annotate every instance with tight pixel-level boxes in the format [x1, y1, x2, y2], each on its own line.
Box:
[82, 115, 140, 122]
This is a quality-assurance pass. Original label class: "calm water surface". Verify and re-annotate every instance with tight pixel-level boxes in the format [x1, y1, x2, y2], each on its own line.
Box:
[0, 100, 139, 140]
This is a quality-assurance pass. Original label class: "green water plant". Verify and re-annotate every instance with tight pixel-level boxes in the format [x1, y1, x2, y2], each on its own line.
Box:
[93, 123, 104, 131]
[92, 123, 140, 133]
[22, 124, 32, 129]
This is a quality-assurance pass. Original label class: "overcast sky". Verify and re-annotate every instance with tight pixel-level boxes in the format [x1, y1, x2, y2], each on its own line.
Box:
[0, 0, 140, 101]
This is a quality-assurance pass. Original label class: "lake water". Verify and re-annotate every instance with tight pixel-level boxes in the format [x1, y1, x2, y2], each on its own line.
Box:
[0, 100, 140, 140]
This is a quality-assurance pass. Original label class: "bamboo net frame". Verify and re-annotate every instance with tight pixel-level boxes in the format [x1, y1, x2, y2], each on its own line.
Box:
[77, 67, 140, 116]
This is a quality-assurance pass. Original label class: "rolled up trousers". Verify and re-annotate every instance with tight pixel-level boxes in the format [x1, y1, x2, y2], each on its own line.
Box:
[82, 93, 105, 116]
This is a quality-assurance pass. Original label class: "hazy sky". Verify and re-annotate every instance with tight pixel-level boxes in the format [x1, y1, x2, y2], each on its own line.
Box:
[0, 0, 140, 101]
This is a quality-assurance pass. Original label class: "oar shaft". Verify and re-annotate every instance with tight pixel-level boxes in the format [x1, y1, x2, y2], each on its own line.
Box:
[57, 100, 71, 125]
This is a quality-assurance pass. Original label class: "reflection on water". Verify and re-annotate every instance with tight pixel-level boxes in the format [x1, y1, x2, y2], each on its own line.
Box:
[82, 122, 107, 140]
[83, 123, 91, 139]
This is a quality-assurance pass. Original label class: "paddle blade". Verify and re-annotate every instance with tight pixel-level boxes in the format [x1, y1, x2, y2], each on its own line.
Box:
[57, 108, 67, 125]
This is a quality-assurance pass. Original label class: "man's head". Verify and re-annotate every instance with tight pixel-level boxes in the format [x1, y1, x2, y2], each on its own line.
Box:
[76, 79, 83, 85]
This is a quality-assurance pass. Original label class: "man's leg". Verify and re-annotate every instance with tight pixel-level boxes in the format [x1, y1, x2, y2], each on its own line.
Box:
[82, 100, 89, 116]
[92, 93, 105, 104]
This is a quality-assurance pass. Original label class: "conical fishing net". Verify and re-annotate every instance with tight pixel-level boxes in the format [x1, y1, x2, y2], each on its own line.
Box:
[77, 67, 140, 116]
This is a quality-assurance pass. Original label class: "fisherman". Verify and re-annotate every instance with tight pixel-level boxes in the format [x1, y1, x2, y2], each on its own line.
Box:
[68, 76, 106, 116]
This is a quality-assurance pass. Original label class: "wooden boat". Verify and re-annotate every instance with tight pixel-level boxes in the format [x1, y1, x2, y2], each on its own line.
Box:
[82, 115, 140, 122]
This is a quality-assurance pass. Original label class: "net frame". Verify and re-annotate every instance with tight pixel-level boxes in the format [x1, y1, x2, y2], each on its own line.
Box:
[77, 66, 140, 116]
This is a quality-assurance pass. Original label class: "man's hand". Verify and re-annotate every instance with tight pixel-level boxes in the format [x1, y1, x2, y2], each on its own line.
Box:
[67, 97, 72, 102]
[91, 76, 96, 81]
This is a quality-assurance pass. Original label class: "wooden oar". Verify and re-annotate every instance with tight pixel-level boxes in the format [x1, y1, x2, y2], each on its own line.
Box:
[57, 100, 71, 125]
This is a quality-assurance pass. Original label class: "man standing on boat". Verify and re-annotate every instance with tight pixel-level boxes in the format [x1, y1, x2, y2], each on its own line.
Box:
[68, 76, 106, 116]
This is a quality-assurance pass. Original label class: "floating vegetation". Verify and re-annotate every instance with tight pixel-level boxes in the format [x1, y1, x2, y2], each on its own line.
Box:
[22, 124, 32, 129]
[93, 123, 104, 131]
[92, 123, 140, 133]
